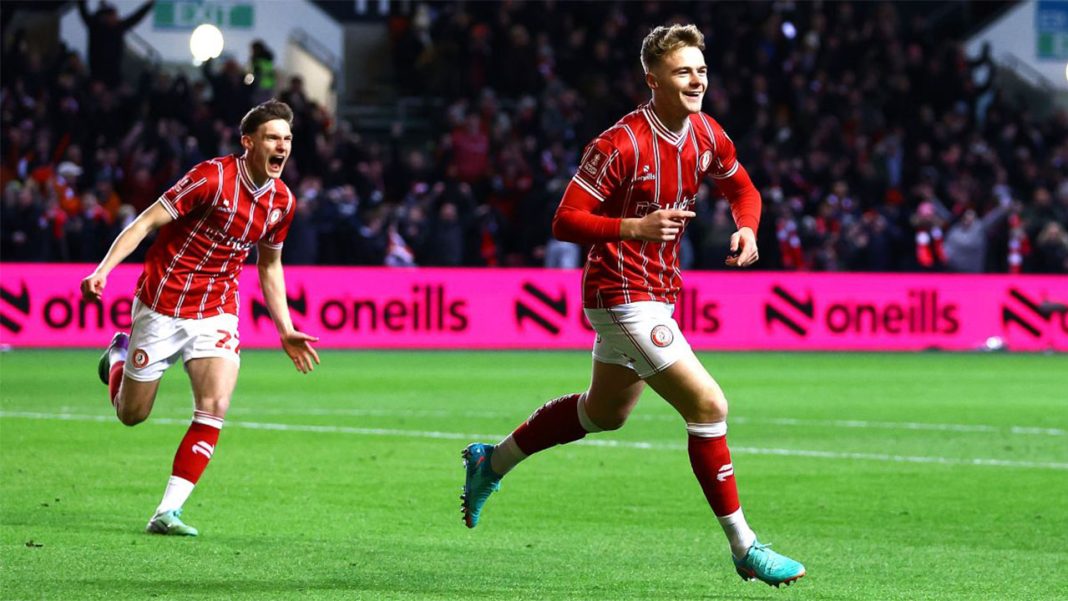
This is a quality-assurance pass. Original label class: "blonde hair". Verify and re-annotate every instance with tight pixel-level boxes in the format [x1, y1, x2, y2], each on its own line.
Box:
[640, 24, 705, 73]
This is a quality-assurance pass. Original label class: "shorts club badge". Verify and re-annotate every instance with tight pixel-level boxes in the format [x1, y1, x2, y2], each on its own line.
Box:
[650, 325, 674, 348]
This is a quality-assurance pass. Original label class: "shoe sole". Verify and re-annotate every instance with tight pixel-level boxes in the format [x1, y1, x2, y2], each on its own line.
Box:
[145, 522, 198, 536]
[460, 446, 476, 528]
[97, 347, 111, 385]
[736, 567, 805, 587]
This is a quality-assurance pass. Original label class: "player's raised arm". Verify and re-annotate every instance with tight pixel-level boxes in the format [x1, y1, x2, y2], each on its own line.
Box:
[256, 243, 320, 374]
[80, 200, 174, 301]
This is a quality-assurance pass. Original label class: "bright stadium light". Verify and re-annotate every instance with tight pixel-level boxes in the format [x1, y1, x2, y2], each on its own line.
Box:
[190, 24, 224, 64]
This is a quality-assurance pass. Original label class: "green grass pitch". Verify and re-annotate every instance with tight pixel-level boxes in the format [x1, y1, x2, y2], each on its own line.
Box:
[2, 350, 1066, 600]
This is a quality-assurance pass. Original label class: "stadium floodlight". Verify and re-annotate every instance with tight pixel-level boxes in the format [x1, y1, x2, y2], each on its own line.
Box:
[190, 24, 224, 65]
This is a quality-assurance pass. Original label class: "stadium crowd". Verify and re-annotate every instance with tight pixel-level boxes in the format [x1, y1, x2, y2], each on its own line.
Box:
[2, 1, 1066, 273]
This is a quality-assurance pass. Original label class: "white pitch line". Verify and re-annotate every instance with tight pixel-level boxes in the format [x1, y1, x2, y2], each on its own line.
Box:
[3, 411, 1067, 471]
[62, 405, 1063, 438]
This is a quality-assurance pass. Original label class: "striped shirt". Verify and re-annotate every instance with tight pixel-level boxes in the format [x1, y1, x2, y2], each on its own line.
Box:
[135, 155, 295, 319]
[566, 103, 746, 308]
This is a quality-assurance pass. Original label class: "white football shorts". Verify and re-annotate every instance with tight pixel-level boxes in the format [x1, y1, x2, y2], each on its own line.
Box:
[124, 298, 241, 382]
[584, 301, 692, 379]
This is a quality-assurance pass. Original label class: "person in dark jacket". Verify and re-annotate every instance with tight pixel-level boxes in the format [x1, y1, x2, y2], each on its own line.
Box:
[77, 0, 155, 87]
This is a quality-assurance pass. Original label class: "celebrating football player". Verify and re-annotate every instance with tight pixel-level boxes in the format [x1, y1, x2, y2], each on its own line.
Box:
[461, 25, 805, 587]
[81, 100, 319, 536]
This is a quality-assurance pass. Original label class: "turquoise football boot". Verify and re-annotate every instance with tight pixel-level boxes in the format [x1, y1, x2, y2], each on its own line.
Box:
[97, 332, 129, 385]
[145, 509, 199, 536]
[733, 541, 806, 587]
[461, 443, 501, 528]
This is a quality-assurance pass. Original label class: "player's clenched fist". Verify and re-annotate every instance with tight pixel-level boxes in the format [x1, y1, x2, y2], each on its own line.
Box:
[622, 209, 696, 242]
[80, 272, 107, 301]
[725, 227, 759, 267]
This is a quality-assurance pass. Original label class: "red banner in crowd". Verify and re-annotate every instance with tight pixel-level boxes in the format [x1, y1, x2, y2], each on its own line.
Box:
[1, 264, 1065, 351]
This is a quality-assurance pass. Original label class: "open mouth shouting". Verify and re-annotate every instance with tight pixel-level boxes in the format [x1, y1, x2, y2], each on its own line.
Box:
[267, 154, 286, 175]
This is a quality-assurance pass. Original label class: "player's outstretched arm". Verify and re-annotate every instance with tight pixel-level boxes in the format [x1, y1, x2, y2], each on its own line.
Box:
[256, 243, 320, 374]
[80, 200, 174, 301]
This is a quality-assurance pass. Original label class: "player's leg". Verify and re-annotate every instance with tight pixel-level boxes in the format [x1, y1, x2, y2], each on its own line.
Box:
[462, 357, 644, 529]
[147, 316, 239, 537]
[491, 358, 645, 477]
[99, 302, 183, 425]
[645, 352, 805, 586]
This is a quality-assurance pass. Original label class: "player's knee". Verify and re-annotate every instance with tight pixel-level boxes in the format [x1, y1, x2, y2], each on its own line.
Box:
[117, 405, 149, 426]
[593, 411, 628, 431]
[691, 392, 728, 423]
[195, 397, 230, 418]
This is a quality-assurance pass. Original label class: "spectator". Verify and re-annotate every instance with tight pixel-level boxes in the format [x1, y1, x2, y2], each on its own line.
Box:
[248, 40, 277, 104]
[76, 0, 154, 87]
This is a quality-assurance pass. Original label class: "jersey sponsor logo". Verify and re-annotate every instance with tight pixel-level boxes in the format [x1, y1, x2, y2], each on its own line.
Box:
[699, 150, 713, 172]
[634, 195, 696, 218]
[650, 324, 673, 347]
[205, 227, 255, 250]
[132, 348, 149, 368]
[717, 463, 734, 482]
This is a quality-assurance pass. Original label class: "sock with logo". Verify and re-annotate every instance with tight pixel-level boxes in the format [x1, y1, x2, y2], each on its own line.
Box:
[490, 393, 600, 476]
[155, 411, 223, 515]
[108, 362, 124, 406]
[687, 421, 756, 558]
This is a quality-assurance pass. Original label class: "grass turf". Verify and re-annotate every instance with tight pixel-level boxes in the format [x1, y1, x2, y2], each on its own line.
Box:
[1, 350, 1066, 600]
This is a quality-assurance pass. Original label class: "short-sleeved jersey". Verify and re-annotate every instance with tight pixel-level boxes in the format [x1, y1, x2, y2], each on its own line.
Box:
[135, 154, 295, 319]
[568, 102, 741, 308]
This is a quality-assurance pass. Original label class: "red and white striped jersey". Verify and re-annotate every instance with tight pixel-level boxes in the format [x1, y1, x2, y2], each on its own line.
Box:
[566, 103, 750, 308]
[135, 155, 295, 319]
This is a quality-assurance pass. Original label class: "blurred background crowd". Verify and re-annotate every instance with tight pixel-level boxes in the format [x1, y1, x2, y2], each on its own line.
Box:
[2, 0, 1066, 273]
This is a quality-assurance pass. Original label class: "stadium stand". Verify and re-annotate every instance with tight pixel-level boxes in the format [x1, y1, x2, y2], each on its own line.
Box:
[2, 1, 1066, 272]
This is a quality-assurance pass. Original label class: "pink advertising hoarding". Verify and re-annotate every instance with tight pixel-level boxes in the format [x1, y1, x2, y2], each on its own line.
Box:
[1, 264, 1065, 352]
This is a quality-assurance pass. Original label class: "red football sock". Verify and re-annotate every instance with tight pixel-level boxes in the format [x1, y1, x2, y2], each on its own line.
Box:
[511, 393, 588, 455]
[688, 431, 741, 517]
[171, 411, 223, 485]
[108, 361, 124, 407]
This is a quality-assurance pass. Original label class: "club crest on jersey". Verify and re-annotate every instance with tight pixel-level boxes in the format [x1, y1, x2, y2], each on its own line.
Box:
[269, 208, 282, 224]
[650, 325, 674, 348]
[132, 348, 149, 368]
[699, 150, 713, 172]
